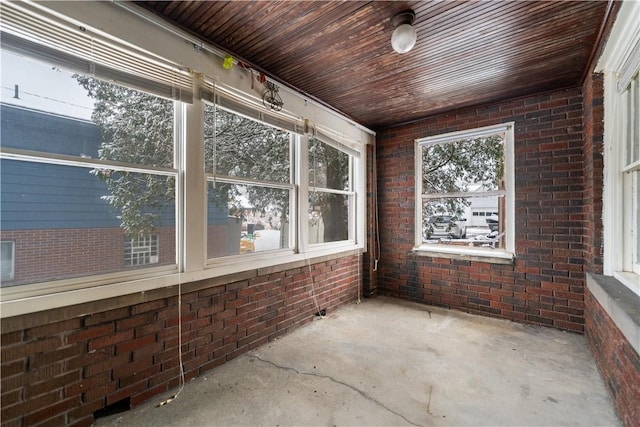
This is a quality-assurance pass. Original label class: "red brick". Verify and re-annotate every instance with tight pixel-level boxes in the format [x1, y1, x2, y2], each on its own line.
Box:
[88, 330, 134, 351]
[66, 324, 115, 344]
[1, 390, 61, 423]
[27, 318, 82, 339]
[84, 307, 130, 327]
[25, 371, 81, 399]
[115, 333, 157, 354]
[1, 337, 61, 362]
[586, 290, 640, 426]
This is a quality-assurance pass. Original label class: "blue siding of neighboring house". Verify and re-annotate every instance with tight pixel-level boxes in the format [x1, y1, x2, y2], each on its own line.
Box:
[1, 160, 121, 230]
[1, 103, 102, 157]
[1, 103, 227, 231]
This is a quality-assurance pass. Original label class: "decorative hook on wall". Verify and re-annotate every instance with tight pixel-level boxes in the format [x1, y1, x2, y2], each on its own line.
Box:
[262, 81, 283, 111]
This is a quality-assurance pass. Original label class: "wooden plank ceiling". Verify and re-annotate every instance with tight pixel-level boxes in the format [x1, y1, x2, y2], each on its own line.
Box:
[134, 1, 613, 130]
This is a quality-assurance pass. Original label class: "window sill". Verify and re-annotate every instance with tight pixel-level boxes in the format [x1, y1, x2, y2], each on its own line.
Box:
[587, 273, 640, 356]
[1, 245, 363, 319]
[411, 244, 515, 265]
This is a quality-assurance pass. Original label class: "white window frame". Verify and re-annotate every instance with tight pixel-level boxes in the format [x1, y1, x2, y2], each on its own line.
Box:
[0, 1, 372, 317]
[203, 100, 298, 262]
[597, 0, 640, 296]
[305, 136, 357, 248]
[414, 123, 515, 262]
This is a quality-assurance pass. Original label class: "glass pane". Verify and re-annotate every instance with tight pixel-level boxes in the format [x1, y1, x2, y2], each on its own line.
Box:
[125, 234, 160, 266]
[309, 138, 349, 190]
[0, 241, 14, 280]
[309, 192, 349, 244]
[1, 51, 174, 168]
[0, 160, 176, 286]
[422, 196, 504, 248]
[636, 172, 640, 267]
[626, 82, 634, 166]
[421, 133, 504, 194]
[207, 182, 290, 258]
[633, 73, 639, 164]
[205, 105, 291, 183]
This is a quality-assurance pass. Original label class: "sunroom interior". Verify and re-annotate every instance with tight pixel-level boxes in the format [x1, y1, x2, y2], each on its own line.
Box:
[0, 1, 639, 426]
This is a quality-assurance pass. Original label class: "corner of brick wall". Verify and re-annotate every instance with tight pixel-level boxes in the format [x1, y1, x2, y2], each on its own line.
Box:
[582, 72, 605, 274]
[376, 88, 587, 332]
[585, 289, 640, 427]
[0, 255, 361, 427]
[581, 70, 640, 427]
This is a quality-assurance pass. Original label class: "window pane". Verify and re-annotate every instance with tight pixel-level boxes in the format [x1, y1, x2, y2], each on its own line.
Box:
[0, 160, 176, 286]
[309, 138, 349, 190]
[125, 234, 159, 266]
[626, 73, 639, 166]
[1, 241, 15, 280]
[1, 50, 178, 288]
[309, 192, 349, 244]
[421, 134, 504, 194]
[636, 172, 640, 267]
[1, 52, 174, 168]
[422, 196, 504, 248]
[205, 105, 291, 183]
[207, 182, 290, 258]
[422, 197, 469, 241]
[635, 74, 640, 164]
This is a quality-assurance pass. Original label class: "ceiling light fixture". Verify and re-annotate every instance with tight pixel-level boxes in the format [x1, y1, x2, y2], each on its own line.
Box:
[391, 10, 417, 54]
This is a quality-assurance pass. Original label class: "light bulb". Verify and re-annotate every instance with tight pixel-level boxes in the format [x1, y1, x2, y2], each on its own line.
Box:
[391, 23, 417, 54]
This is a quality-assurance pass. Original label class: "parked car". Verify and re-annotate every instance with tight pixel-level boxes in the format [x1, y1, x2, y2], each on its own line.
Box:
[425, 215, 467, 239]
[486, 214, 499, 232]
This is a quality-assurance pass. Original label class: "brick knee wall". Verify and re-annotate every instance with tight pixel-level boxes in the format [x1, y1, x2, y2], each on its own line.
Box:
[0, 255, 361, 427]
[376, 88, 587, 331]
[585, 289, 640, 427]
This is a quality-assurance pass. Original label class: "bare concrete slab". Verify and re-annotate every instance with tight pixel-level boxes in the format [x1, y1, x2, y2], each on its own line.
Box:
[95, 297, 620, 426]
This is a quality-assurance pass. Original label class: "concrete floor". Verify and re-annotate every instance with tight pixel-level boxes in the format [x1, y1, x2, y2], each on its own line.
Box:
[95, 297, 620, 427]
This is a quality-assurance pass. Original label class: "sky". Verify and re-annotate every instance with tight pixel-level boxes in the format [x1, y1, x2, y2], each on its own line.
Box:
[1, 50, 94, 120]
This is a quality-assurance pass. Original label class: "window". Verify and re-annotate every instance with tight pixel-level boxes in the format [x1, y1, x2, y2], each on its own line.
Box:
[125, 235, 159, 266]
[0, 1, 371, 316]
[0, 52, 177, 286]
[415, 123, 515, 260]
[308, 138, 355, 244]
[598, 3, 640, 295]
[204, 103, 294, 258]
[622, 71, 640, 276]
[1, 241, 15, 281]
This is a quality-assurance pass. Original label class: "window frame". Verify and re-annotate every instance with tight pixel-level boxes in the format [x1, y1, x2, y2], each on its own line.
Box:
[622, 72, 640, 277]
[306, 136, 357, 247]
[203, 99, 297, 262]
[414, 123, 515, 262]
[598, 10, 640, 295]
[0, 55, 181, 300]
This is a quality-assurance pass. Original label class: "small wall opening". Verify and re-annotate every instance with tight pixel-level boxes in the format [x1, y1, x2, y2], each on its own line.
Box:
[94, 397, 131, 420]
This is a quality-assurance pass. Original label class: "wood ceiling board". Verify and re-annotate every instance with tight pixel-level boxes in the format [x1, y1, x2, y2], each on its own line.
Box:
[134, 0, 613, 130]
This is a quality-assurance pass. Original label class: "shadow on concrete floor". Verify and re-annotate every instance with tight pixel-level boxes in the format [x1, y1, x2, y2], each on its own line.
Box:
[94, 296, 620, 427]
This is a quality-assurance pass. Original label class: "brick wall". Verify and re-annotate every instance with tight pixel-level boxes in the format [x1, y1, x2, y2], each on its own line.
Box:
[582, 71, 640, 427]
[0, 254, 361, 427]
[375, 88, 587, 332]
[1, 227, 175, 285]
[585, 289, 640, 427]
[582, 73, 605, 274]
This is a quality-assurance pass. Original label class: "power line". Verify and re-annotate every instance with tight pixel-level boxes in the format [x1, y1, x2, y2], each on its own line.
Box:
[0, 85, 93, 112]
